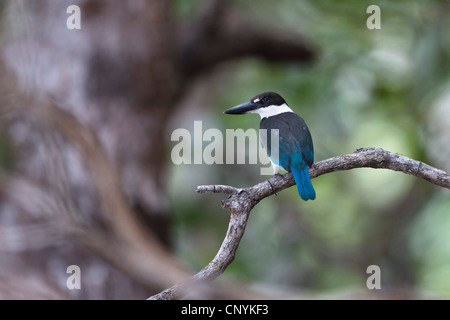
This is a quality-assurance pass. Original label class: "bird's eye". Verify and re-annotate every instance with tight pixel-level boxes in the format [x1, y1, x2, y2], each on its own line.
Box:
[262, 97, 269, 103]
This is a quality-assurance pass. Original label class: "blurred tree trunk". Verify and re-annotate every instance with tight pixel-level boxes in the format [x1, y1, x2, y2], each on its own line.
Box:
[0, 0, 314, 298]
[2, 0, 181, 298]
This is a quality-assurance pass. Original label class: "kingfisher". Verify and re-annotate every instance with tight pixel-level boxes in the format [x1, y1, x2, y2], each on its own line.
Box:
[224, 92, 316, 201]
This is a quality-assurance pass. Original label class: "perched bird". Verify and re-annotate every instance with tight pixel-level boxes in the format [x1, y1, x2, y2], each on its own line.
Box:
[224, 92, 316, 201]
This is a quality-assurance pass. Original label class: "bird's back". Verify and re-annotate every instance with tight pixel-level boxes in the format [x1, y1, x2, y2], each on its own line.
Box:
[260, 112, 314, 170]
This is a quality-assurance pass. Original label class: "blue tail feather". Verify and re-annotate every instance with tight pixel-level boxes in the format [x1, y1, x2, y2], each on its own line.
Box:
[291, 165, 316, 201]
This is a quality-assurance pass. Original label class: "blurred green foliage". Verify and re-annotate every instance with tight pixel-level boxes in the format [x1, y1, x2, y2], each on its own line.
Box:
[169, 0, 450, 297]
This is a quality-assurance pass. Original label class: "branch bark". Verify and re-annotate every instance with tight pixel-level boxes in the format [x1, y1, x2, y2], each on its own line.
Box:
[148, 148, 450, 300]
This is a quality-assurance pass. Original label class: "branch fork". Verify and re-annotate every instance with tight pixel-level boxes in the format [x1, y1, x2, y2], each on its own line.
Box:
[149, 148, 450, 299]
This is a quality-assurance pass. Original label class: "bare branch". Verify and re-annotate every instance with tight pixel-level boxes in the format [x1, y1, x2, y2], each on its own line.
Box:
[246, 147, 450, 204]
[149, 147, 450, 300]
[196, 185, 241, 195]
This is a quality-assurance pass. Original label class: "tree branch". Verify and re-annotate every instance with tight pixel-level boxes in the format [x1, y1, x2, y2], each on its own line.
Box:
[148, 147, 450, 300]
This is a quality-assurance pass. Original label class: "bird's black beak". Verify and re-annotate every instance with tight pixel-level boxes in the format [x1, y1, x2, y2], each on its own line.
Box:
[224, 101, 259, 115]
